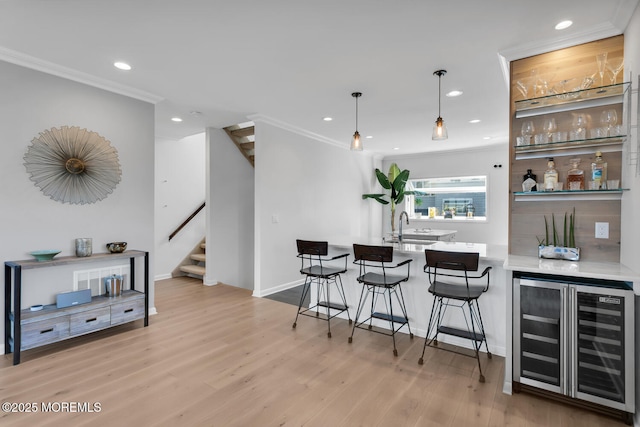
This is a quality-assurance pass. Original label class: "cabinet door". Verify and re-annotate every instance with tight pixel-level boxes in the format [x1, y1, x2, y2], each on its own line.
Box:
[515, 278, 565, 394]
[573, 285, 634, 411]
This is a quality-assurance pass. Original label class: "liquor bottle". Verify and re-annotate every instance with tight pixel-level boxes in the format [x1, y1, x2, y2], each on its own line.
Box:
[567, 158, 584, 190]
[591, 151, 607, 189]
[544, 158, 558, 191]
[522, 169, 537, 192]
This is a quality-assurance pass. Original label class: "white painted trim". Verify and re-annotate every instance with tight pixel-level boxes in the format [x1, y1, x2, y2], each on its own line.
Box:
[497, 23, 625, 91]
[0, 47, 164, 104]
[252, 278, 305, 298]
[248, 114, 348, 150]
[154, 273, 172, 281]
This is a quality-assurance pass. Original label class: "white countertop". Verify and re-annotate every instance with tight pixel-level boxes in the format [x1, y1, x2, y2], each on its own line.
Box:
[327, 236, 508, 263]
[504, 254, 640, 283]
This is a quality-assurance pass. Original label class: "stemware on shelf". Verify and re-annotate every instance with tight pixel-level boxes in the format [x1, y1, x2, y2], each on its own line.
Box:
[607, 57, 624, 84]
[600, 109, 618, 136]
[596, 52, 608, 87]
[542, 117, 557, 140]
[571, 113, 587, 140]
[521, 121, 535, 145]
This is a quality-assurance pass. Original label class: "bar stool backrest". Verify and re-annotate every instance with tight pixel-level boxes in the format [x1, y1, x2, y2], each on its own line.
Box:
[297, 239, 329, 256]
[425, 250, 479, 273]
[353, 244, 393, 263]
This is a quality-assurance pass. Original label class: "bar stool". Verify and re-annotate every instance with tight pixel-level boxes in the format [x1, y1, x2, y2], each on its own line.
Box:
[418, 249, 492, 382]
[348, 244, 413, 356]
[292, 239, 351, 338]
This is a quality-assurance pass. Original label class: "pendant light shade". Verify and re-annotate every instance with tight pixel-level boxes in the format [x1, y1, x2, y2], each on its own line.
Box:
[432, 70, 448, 141]
[350, 92, 363, 151]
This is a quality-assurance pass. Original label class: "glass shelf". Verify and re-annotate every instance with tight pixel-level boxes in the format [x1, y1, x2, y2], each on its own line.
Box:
[514, 82, 630, 118]
[514, 189, 626, 201]
[514, 136, 625, 159]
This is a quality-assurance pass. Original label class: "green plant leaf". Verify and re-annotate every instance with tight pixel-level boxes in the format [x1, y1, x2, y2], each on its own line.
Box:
[392, 169, 410, 199]
[375, 169, 392, 190]
[388, 163, 401, 185]
[552, 213, 558, 246]
[544, 216, 549, 245]
[362, 194, 389, 204]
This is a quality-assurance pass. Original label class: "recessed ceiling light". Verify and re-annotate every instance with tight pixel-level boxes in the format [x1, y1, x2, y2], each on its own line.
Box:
[555, 20, 573, 30]
[113, 61, 132, 71]
[469, 119, 481, 124]
[365, 135, 373, 139]
[171, 117, 183, 122]
[323, 117, 333, 121]
[482, 136, 491, 140]
[446, 90, 463, 97]
[393, 147, 400, 150]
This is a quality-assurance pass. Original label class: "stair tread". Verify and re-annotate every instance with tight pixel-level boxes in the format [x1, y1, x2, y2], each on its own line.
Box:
[200, 242, 206, 249]
[180, 265, 206, 276]
[190, 253, 206, 262]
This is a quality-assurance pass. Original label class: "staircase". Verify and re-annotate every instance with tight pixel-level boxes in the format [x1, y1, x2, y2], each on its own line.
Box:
[224, 122, 255, 167]
[177, 239, 207, 278]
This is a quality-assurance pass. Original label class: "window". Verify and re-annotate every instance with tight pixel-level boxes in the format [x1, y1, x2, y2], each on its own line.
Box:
[406, 175, 487, 220]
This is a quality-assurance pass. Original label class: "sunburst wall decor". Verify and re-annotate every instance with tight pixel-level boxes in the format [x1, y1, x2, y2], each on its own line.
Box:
[24, 126, 122, 204]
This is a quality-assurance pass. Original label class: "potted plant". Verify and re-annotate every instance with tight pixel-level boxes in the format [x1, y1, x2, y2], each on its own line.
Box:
[362, 163, 415, 234]
[414, 197, 423, 218]
[537, 208, 580, 261]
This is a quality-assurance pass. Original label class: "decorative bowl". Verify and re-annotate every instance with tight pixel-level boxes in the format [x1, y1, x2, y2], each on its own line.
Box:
[106, 242, 127, 253]
[30, 250, 61, 262]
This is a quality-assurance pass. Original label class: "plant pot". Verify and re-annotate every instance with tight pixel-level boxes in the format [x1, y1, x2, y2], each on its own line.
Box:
[538, 245, 580, 261]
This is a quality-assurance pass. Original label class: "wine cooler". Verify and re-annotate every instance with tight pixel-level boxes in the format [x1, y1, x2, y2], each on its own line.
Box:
[513, 272, 635, 419]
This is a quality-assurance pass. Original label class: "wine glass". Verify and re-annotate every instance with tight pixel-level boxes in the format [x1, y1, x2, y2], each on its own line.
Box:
[543, 117, 557, 139]
[596, 52, 608, 87]
[600, 109, 618, 136]
[607, 58, 624, 84]
[571, 113, 587, 140]
[515, 80, 528, 99]
[521, 121, 535, 145]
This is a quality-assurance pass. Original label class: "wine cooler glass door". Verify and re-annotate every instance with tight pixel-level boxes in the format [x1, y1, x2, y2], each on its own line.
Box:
[515, 279, 566, 394]
[573, 285, 634, 412]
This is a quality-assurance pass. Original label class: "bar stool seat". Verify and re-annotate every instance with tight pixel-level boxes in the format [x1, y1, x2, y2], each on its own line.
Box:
[348, 244, 413, 356]
[418, 249, 492, 382]
[292, 239, 351, 338]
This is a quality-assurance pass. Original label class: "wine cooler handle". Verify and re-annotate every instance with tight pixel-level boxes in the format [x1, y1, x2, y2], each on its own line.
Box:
[561, 286, 567, 395]
[570, 286, 577, 398]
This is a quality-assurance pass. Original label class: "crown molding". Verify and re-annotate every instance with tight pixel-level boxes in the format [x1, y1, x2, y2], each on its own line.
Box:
[248, 114, 350, 151]
[0, 46, 164, 104]
[497, 22, 624, 92]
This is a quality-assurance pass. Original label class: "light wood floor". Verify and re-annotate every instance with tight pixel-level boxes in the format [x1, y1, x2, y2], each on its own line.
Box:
[0, 276, 625, 426]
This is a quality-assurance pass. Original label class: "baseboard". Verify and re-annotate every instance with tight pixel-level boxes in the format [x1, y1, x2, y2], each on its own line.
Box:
[154, 273, 172, 281]
[253, 279, 305, 298]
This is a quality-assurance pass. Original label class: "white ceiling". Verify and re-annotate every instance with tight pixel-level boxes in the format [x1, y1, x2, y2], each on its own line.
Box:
[0, 0, 638, 155]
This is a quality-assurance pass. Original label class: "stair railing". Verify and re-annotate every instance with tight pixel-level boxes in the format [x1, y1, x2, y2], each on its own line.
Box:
[168, 202, 205, 241]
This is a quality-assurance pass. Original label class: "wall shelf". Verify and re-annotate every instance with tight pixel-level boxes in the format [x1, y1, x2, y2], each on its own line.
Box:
[514, 137, 624, 160]
[514, 82, 630, 118]
[513, 189, 625, 201]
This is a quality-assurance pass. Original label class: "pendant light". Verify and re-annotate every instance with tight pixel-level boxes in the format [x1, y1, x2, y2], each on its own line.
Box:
[432, 70, 448, 140]
[350, 92, 363, 151]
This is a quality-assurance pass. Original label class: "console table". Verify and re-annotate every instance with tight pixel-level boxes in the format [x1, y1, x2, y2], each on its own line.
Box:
[4, 250, 149, 365]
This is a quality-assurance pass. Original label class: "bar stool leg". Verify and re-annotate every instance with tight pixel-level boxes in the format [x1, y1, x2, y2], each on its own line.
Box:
[293, 277, 312, 329]
[349, 285, 368, 343]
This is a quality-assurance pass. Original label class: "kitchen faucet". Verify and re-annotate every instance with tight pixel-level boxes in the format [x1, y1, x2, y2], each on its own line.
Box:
[399, 211, 409, 241]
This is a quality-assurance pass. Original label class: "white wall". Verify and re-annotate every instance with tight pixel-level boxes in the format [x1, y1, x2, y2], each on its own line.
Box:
[382, 143, 510, 245]
[621, 4, 640, 271]
[155, 133, 206, 280]
[253, 119, 376, 297]
[205, 127, 255, 289]
[0, 60, 155, 347]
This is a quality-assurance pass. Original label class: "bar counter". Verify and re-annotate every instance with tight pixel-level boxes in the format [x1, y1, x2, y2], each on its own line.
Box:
[322, 237, 509, 357]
